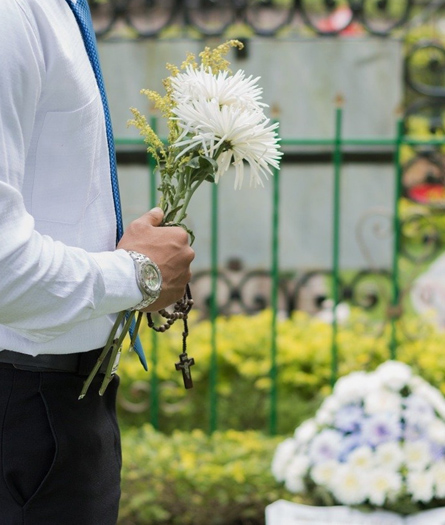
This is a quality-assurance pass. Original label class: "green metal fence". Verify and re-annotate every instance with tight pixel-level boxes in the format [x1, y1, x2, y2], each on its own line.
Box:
[116, 105, 445, 435]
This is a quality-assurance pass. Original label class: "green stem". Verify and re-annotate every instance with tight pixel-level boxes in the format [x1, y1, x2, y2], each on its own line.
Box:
[129, 311, 144, 349]
[169, 171, 186, 212]
[174, 181, 203, 224]
[99, 311, 136, 396]
[79, 310, 127, 399]
[99, 342, 121, 396]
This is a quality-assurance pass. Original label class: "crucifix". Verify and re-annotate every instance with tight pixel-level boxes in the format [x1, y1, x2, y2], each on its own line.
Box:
[175, 352, 195, 389]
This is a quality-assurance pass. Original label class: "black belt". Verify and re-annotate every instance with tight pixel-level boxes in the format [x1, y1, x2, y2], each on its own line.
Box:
[0, 348, 109, 376]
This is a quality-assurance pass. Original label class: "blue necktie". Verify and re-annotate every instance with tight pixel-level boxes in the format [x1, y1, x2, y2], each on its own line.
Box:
[65, 0, 123, 241]
[66, 0, 147, 370]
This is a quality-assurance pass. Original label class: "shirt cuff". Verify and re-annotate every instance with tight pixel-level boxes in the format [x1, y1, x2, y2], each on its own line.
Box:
[90, 249, 143, 314]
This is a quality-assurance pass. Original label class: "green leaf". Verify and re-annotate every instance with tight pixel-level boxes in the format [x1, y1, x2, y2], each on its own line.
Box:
[185, 157, 201, 169]
[164, 206, 183, 223]
[200, 156, 218, 171]
[186, 155, 218, 172]
[190, 169, 216, 185]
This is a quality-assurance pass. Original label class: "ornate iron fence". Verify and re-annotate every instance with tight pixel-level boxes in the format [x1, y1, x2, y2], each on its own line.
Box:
[89, 0, 413, 38]
[106, 8, 445, 434]
[115, 104, 445, 433]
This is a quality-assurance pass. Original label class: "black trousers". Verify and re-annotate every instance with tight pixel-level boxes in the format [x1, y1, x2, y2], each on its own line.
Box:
[0, 367, 121, 525]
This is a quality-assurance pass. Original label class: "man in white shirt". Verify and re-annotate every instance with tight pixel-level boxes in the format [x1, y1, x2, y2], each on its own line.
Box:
[0, 1, 194, 523]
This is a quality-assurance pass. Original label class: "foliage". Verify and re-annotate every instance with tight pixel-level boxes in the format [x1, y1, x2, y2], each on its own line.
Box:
[118, 424, 300, 525]
[117, 309, 445, 435]
[400, 197, 445, 251]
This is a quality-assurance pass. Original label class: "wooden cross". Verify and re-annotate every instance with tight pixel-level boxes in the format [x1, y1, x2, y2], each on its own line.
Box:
[175, 352, 195, 389]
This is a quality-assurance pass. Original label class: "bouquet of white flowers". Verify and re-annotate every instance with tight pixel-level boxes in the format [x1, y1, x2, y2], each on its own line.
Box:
[272, 361, 445, 515]
[80, 41, 282, 399]
[129, 39, 281, 240]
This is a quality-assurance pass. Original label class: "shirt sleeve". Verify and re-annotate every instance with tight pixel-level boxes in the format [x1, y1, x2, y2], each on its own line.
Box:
[0, 1, 141, 344]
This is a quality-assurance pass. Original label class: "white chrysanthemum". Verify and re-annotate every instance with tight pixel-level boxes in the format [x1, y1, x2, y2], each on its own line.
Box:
[375, 360, 412, 391]
[309, 429, 343, 464]
[311, 460, 340, 486]
[283, 455, 311, 493]
[172, 98, 281, 189]
[375, 442, 404, 470]
[271, 438, 298, 482]
[407, 470, 435, 502]
[403, 394, 435, 426]
[171, 66, 266, 112]
[415, 383, 445, 421]
[362, 413, 401, 446]
[364, 388, 402, 416]
[347, 446, 375, 470]
[367, 468, 402, 506]
[315, 396, 340, 426]
[432, 460, 445, 498]
[331, 465, 367, 505]
[294, 419, 317, 446]
[427, 418, 445, 446]
[333, 371, 369, 404]
[404, 441, 432, 471]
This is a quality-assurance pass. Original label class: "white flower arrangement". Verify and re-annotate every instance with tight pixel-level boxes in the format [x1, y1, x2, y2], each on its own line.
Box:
[272, 361, 445, 515]
[129, 40, 282, 234]
[80, 41, 282, 398]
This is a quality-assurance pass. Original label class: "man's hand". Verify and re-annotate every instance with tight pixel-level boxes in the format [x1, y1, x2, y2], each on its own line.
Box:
[117, 207, 195, 311]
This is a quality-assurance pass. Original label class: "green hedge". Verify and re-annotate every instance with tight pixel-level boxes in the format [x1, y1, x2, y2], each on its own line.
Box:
[117, 309, 445, 435]
[118, 425, 300, 525]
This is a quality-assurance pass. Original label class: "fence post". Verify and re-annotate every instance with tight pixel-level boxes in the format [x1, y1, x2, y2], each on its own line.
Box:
[331, 100, 343, 387]
[390, 118, 404, 360]
[269, 125, 280, 436]
[149, 115, 160, 429]
[209, 182, 219, 433]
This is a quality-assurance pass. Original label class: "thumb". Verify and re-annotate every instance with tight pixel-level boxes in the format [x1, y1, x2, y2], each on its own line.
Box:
[146, 207, 164, 226]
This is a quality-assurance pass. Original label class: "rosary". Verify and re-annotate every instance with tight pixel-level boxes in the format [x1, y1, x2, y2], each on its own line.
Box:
[79, 284, 195, 399]
[147, 283, 195, 389]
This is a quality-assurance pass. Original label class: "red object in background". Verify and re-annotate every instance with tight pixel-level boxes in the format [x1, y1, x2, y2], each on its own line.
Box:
[317, 6, 364, 35]
[408, 183, 445, 207]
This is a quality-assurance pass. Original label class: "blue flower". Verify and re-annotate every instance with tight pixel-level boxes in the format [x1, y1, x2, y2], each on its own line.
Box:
[430, 441, 445, 461]
[404, 422, 425, 442]
[334, 405, 364, 433]
[362, 413, 402, 446]
[339, 432, 364, 461]
[309, 429, 343, 463]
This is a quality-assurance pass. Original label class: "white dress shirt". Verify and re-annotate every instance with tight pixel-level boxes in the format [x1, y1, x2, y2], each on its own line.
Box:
[0, 0, 143, 355]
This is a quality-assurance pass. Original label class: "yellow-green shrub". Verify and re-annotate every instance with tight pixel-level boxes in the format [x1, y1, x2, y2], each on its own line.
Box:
[118, 425, 300, 525]
[117, 309, 445, 434]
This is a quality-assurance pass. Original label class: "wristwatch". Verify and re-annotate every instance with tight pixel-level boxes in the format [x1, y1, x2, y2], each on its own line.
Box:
[126, 250, 162, 310]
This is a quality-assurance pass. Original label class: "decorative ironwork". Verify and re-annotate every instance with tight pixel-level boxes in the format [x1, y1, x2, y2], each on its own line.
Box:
[403, 37, 445, 210]
[299, 0, 411, 36]
[406, 41, 445, 99]
[88, 0, 413, 38]
[190, 266, 290, 316]
[109, 4, 445, 428]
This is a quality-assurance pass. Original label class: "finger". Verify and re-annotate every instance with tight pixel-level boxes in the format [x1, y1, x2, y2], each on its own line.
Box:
[145, 207, 164, 226]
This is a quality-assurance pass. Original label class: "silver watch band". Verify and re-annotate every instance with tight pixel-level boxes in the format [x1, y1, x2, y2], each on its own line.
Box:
[126, 250, 162, 311]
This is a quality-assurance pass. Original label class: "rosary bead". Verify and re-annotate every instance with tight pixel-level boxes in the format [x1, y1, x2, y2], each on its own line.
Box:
[146, 284, 194, 390]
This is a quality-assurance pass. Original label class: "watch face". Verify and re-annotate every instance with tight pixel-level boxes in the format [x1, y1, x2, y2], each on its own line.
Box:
[142, 264, 161, 292]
